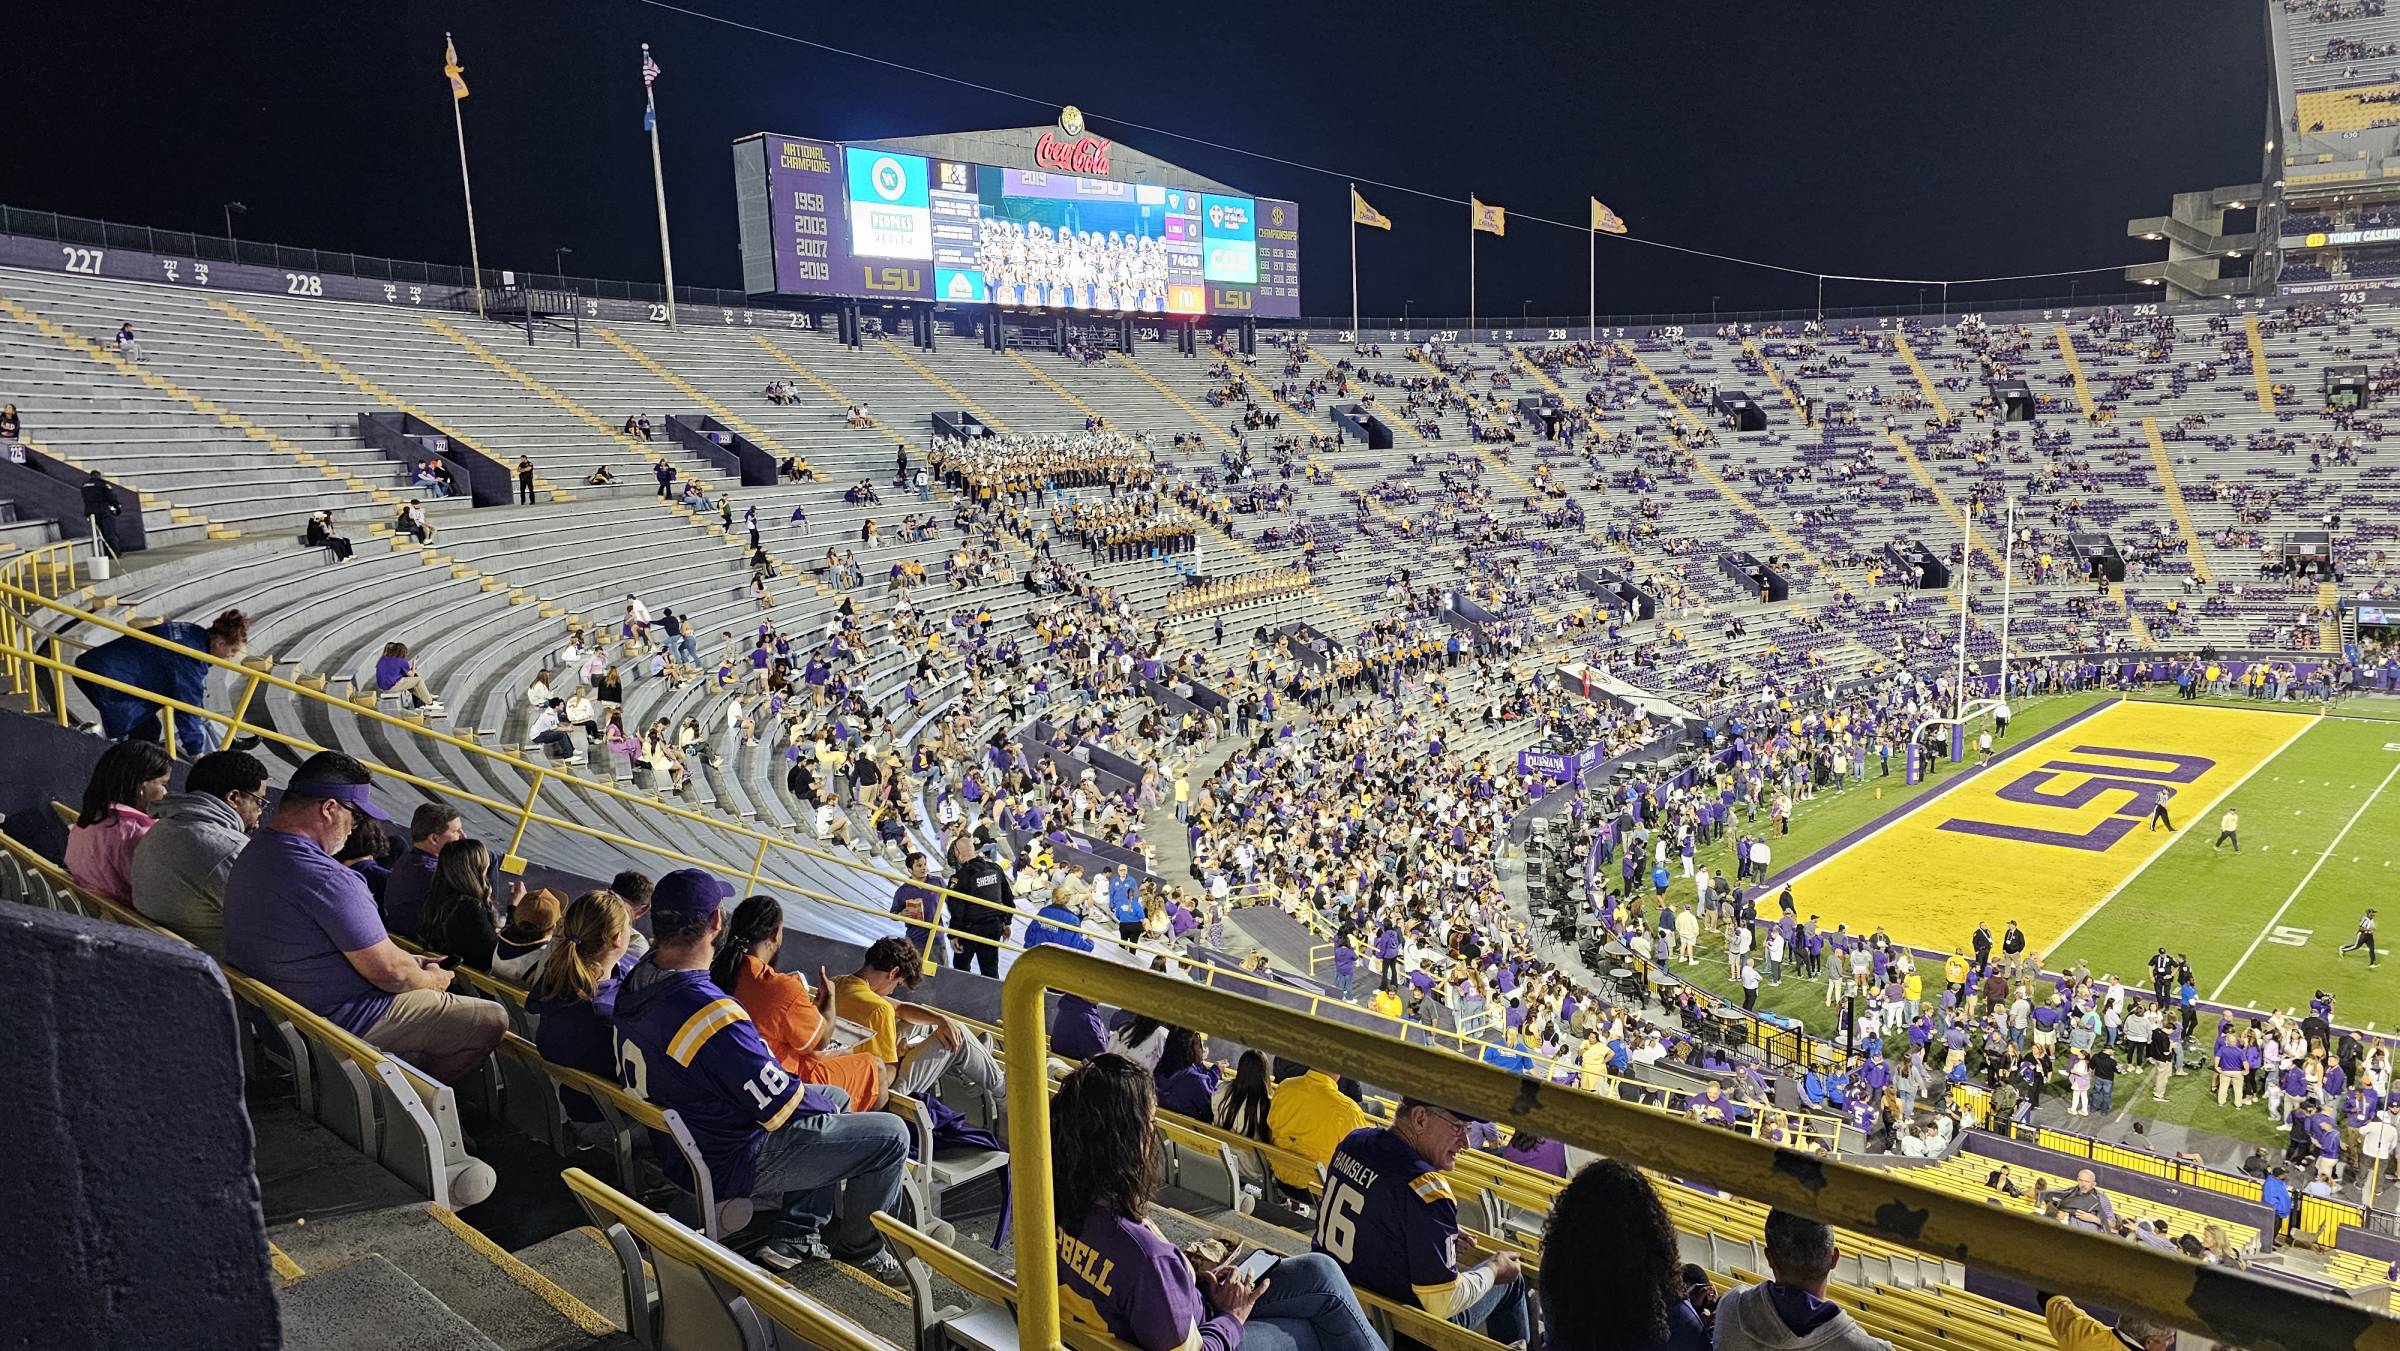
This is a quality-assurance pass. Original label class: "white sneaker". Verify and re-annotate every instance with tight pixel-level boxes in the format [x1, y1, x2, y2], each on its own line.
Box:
[422, 703, 448, 718]
[567, 753, 589, 765]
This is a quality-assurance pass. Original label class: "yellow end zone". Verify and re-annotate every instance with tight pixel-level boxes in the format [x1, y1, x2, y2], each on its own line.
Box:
[1783, 701, 2311, 954]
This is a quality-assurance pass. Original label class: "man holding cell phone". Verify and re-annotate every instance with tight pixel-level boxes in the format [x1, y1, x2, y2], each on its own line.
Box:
[1315, 1097, 1526, 1343]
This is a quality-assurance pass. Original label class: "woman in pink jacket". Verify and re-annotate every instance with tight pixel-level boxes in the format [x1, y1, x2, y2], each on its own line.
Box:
[66, 739, 173, 905]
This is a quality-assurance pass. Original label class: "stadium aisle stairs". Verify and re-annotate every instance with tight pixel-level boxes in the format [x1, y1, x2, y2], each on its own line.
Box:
[256, 1097, 641, 1350]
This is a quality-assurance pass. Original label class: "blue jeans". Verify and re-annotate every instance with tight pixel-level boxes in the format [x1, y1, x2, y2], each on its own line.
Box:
[1457, 1272, 1528, 1343]
[750, 1106, 908, 1260]
[1237, 1253, 1383, 1351]
[2092, 1077, 2114, 1114]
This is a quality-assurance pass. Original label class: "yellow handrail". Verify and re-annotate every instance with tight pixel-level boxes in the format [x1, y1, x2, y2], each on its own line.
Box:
[561, 1167, 890, 1351]
[0, 537, 82, 699]
[998, 947, 2400, 1351]
[0, 577, 1769, 1089]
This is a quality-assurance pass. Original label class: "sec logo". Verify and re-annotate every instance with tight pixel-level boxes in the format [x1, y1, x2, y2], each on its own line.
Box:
[871, 156, 908, 201]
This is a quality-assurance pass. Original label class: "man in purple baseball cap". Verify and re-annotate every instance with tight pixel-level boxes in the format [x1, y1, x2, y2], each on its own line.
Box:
[612, 868, 910, 1280]
[225, 751, 505, 1083]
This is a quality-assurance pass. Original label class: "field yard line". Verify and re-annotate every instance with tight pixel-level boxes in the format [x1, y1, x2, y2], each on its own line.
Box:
[2046, 711, 2319, 957]
[2208, 755, 2400, 1002]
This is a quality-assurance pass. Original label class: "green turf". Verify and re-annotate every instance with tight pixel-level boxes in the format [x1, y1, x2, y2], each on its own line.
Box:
[1633, 695, 2400, 1146]
[2053, 711, 2400, 1026]
[1619, 689, 2115, 1036]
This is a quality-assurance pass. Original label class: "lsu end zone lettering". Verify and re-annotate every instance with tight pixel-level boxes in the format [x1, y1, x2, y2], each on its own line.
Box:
[1785, 702, 2308, 951]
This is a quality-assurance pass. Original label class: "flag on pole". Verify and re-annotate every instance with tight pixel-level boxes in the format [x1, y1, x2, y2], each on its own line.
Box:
[443, 35, 468, 100]
[1471, 196, 1507, 237]
[642, 46, 661, 131]
[1590, 197, 1629, 236]
[1351, 187, 1392, 231]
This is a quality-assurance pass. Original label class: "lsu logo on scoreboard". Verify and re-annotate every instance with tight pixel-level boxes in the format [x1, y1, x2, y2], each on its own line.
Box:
[862, 266, 923, 293]
[1935, 745, 2213, 853]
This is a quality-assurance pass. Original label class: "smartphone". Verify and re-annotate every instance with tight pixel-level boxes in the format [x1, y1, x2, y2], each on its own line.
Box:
[1233, 1248, 1278, 1283]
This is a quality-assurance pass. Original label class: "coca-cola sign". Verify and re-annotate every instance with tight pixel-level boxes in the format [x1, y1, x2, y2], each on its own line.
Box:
[1033, 128, 1111, 176]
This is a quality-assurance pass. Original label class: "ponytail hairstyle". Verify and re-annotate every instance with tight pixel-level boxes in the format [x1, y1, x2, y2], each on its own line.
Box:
[709, 894, 785, 992]
[207, 609, 252, 652]
[532, 889, 630, 1006]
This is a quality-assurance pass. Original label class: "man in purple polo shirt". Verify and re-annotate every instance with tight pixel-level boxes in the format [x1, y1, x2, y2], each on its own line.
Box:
[223, 752, 504, 1083]
[380, 801, 463, 938]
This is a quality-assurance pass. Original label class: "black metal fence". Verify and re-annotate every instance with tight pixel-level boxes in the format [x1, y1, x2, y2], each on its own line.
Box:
[0, 204, 758, 309]
[0, 202, 2168, 331]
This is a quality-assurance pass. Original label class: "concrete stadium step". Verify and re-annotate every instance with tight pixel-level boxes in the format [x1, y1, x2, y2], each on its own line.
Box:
[278, 1254, 507, 1351]
[256, 1100, 628, 1351]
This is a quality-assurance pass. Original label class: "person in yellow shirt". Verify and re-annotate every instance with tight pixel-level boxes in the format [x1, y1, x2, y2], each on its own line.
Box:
[2043, 1296, 2172, 1351]
[830, 937, 1005, 1098]
[1942, 950, 1968, 990]
[1579, 1034, 1614, 1095]
[1265, 1065, 1365, 1195]
[1901, 967, 1923, 1016]
[1370, 985, 1404, 1022]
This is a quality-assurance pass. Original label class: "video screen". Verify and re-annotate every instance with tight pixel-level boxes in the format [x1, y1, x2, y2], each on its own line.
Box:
[744, 134, 1299, 317]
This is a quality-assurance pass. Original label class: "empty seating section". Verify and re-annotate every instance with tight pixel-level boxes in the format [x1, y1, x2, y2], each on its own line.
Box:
[2284, 1, 2400, 103]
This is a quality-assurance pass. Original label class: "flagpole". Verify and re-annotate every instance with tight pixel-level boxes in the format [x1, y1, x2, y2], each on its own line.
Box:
[1468, 196, 1477, 332]
[1588, 214, 1596, 343]
[1349, 183, 1359, 339]
[644, 43, 678, 329]
[447, 33, 484, 320]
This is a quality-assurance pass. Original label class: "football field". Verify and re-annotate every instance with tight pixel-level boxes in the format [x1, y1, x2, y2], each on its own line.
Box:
[1779, 697, 2400, 1026]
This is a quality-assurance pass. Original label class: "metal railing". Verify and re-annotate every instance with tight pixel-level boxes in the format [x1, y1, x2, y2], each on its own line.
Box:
[0, 578, 1749, 1098]
[1000, 948, 2400, 1351]
[0, 204, 757, 310]
[0, 538, 80, 696]
[3, 202, 2186, 334]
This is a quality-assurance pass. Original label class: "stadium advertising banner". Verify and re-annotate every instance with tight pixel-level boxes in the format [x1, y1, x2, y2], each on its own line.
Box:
[736, 129, 1298, 317]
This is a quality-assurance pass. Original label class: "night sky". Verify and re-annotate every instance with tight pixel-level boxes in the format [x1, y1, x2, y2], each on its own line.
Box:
[6, 0, 2268, 321]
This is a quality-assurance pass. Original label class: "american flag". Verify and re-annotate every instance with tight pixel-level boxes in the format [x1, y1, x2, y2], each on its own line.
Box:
[641, 48, 660, 88]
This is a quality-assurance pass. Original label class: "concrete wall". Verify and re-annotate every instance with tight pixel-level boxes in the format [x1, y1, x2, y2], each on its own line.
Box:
[0, 904, 278, 1350]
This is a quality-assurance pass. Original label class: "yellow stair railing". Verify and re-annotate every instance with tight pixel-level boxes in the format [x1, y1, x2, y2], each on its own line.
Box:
[2140, 416, 2215, 586]
[0, 577, 1703, 1087]
[1890, 332, 1952, 422]
[998, 949, 2400, 1351]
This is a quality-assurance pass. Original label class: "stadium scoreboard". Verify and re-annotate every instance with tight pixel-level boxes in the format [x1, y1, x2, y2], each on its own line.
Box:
[733, 131, 1299, 318]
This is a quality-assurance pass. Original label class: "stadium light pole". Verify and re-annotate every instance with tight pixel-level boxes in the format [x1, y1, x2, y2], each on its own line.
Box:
[553, 246, 573, 291]
[222, 201, 247, 241]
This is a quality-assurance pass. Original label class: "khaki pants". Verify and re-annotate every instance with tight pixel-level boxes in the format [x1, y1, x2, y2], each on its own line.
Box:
[2151, 1059, 2173, 1102]
[363, 988, 507, 1083]
[2215, 1069, 2246, 1106]
[385, 672, 442, 708]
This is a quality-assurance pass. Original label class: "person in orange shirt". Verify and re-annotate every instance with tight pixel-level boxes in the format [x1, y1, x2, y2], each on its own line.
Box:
[711, 895, 890, 1111]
